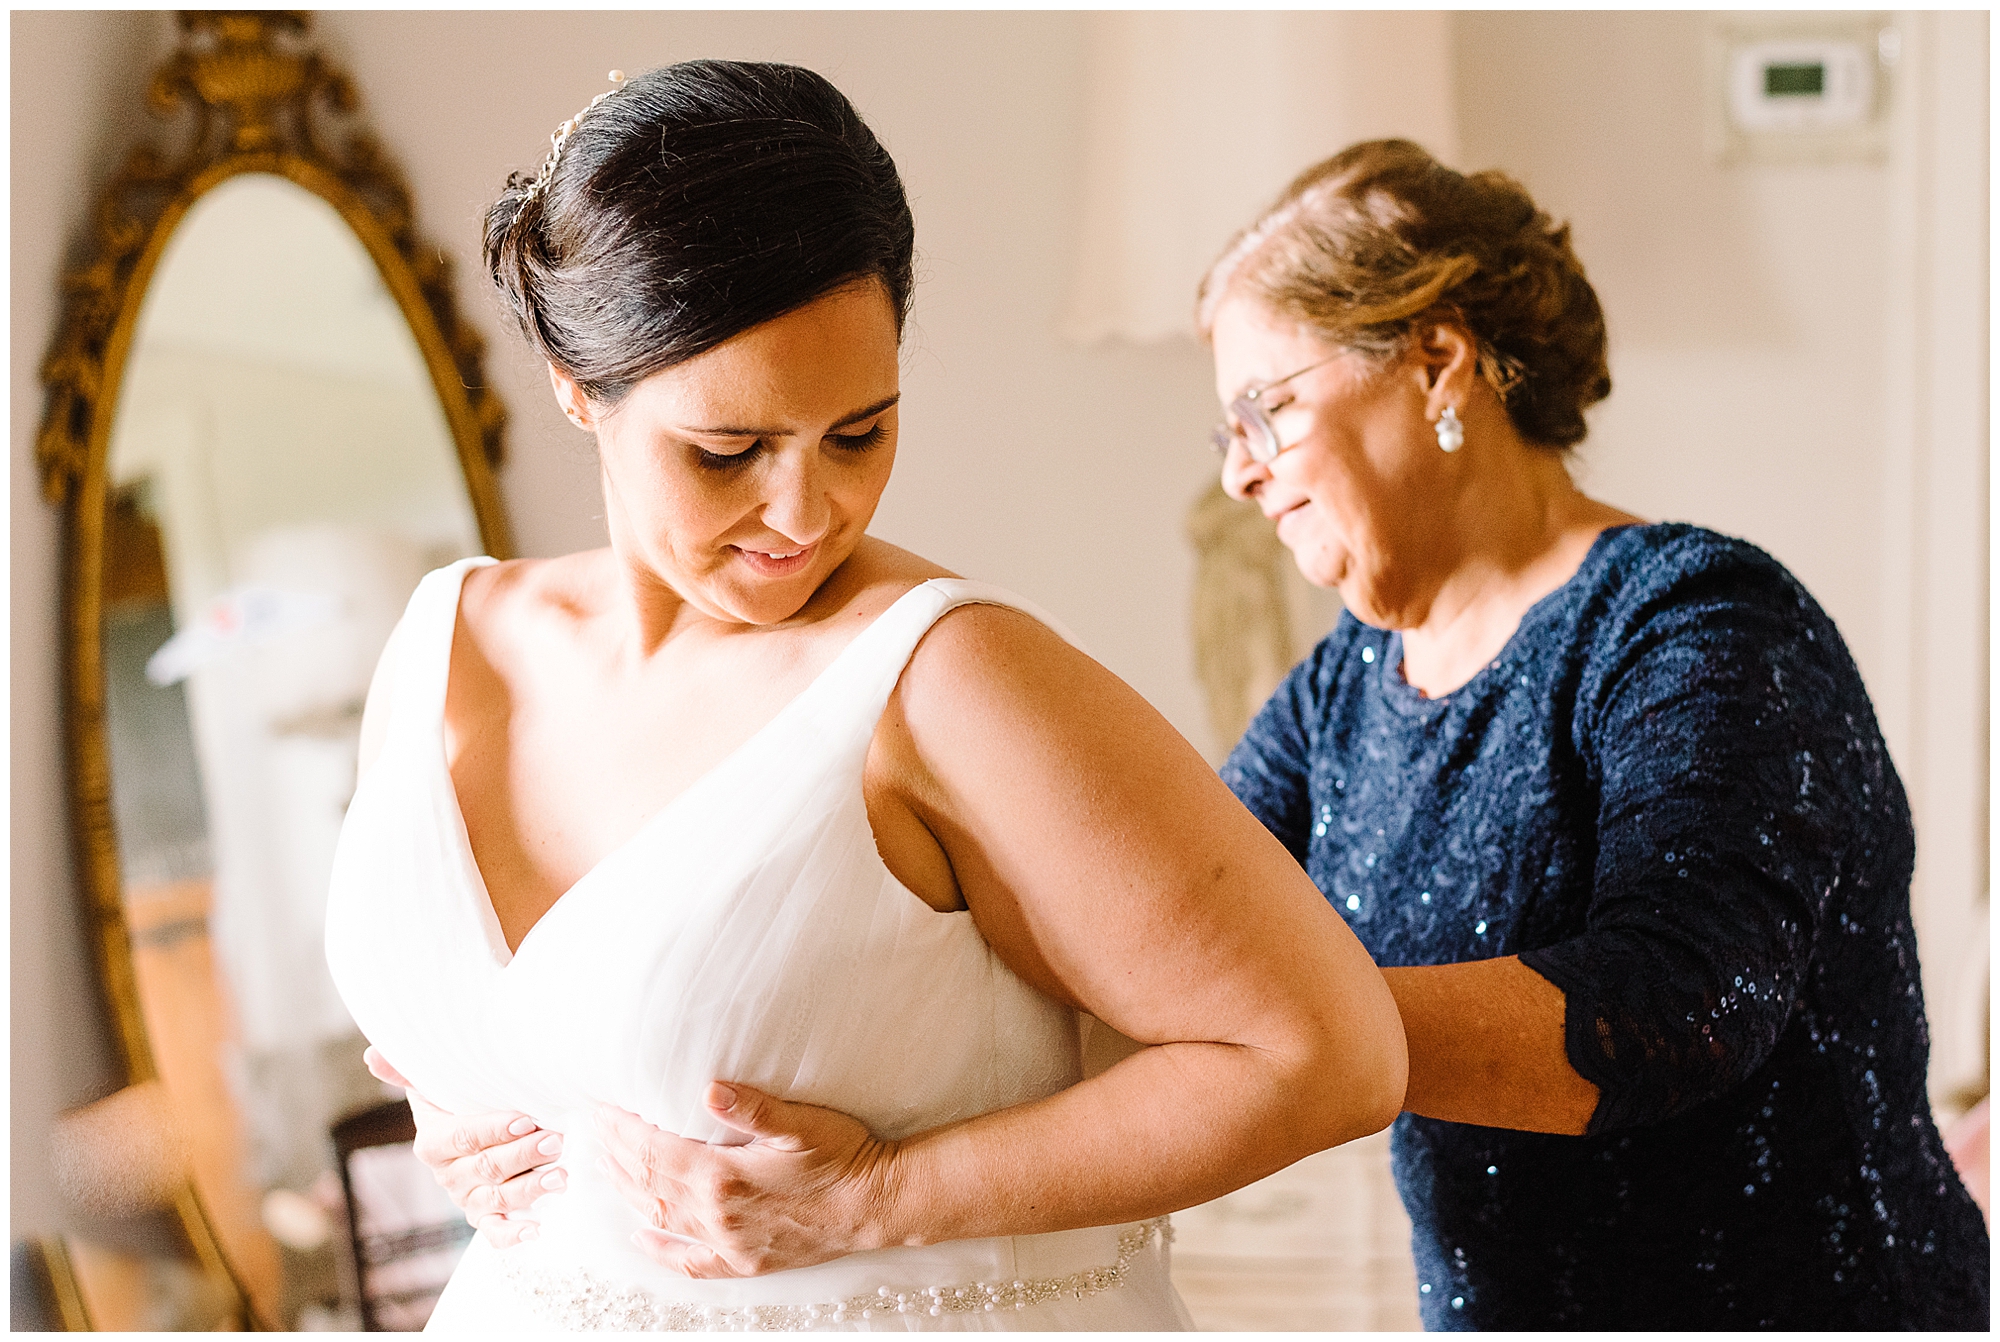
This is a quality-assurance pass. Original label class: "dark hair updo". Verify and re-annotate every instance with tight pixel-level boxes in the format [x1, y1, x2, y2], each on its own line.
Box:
[485, 60, 916, 406]
[1198, 139, 1611, 450]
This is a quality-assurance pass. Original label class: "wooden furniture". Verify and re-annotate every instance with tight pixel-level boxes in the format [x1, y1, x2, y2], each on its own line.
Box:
[331, 1101, 475, 1331]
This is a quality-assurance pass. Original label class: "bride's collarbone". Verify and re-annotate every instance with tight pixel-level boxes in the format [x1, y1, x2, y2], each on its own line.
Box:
[452, 598, 966, 924]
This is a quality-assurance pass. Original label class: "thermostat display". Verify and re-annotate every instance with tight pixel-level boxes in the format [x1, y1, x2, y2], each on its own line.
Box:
[1729, 39, 1874, 132]
[1764, 63, 1825, 97]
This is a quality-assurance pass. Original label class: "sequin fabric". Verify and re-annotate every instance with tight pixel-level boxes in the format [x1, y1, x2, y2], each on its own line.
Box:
[1223, 524, 1989, 1329]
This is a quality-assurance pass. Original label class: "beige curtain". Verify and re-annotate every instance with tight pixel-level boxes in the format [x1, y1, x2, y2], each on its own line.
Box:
[1064, 11, 1460, 344]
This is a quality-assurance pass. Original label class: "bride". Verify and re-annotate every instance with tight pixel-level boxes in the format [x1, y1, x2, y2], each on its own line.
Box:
[326, 59, 1405, 1331]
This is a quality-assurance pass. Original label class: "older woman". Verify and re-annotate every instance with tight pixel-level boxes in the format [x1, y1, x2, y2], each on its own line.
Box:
[397, 138, 1988, 1329]
[1195, 139, 1987, 1328]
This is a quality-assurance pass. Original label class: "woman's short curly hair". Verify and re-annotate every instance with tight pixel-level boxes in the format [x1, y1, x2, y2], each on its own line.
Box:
[1197, 139, 1611, 449]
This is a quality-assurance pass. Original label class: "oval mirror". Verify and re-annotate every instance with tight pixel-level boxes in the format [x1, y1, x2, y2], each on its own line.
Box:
[38, 15, 510, 1330]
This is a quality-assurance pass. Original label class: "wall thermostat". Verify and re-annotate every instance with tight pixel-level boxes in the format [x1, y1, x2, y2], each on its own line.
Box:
[1705, 16, 1892, 164]
[1728, 39, 1874, 132]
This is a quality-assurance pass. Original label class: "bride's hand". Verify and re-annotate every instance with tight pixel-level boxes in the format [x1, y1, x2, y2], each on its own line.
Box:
[364, 1047, 566, 1248]
[596, 1082, 899, 1278]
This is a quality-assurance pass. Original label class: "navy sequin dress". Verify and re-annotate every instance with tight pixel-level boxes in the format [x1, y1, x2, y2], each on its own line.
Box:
[1223, 524, 1989, 1329]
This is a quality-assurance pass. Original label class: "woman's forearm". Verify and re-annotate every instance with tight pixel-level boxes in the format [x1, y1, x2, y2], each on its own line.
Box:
[866, 1028, 1405, 1249]
[1379, 956, 1598, 1135]
[867, 957, 1593, 1252]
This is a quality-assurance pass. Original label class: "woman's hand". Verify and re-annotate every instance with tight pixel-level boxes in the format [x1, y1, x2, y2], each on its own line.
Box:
[363, 1047, 567, 1247]
[596, 1082, 899, 1278]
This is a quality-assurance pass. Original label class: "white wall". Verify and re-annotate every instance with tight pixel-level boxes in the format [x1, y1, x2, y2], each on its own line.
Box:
[1460, 12, 1893, 676]
[1880, 12, 1989, 1099]
[10, 9, 169, 1238]
[13, 10, 1985, 1237]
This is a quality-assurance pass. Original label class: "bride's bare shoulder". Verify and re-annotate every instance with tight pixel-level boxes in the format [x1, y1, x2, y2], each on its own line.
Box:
[364, 552, 603, 773]
[456, 550, 615, 637]
[813, 537, 958, 624]
[827, 537, 1073, 659]
[842, 548, 1091, 709]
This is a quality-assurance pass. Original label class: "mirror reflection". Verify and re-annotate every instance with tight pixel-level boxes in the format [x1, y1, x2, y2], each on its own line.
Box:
[100, 172, 482, 1328]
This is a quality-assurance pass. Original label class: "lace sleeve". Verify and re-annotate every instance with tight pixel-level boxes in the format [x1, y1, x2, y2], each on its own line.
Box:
[1220, 636, 1330, 866]
[1520, 554, 1886, 1135]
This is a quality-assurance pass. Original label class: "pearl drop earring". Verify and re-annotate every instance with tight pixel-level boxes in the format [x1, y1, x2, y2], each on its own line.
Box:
[1435, 405, 1464, 453]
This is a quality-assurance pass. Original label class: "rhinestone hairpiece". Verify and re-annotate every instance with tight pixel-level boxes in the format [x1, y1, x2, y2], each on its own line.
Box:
[523, 70, 627, 204]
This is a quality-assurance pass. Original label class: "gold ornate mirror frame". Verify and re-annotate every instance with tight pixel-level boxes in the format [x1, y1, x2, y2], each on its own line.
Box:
[37, 12, 511, 1327]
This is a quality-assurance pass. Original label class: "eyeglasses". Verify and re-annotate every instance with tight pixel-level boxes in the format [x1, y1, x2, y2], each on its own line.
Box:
[1209, 354, 1342, 464]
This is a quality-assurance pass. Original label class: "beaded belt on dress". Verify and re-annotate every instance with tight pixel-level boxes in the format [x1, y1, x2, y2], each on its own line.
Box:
[500, 1217, 1173, 1331]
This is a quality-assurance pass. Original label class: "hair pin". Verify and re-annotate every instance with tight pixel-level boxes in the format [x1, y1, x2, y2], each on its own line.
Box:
[524, 70, 629, 204]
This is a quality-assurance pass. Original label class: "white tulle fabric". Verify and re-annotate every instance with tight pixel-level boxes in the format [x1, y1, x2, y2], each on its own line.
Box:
[325, 560, 1192, 1331]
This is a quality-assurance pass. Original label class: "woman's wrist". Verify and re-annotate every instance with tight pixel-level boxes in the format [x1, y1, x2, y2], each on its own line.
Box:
[852, 1118, 1007, 1251]
[843, 1134, 918, 1253]
[1379, 958, 1596, 1134]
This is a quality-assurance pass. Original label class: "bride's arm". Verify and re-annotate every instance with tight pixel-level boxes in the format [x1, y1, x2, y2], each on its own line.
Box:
[605, 603, 1407, 1275]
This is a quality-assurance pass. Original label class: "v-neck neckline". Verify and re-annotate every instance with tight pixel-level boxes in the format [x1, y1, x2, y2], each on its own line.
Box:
[436, 565, 942, 969]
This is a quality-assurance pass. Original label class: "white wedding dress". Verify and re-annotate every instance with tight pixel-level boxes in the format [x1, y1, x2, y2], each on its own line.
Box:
[324, 559, 1192, 1331]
